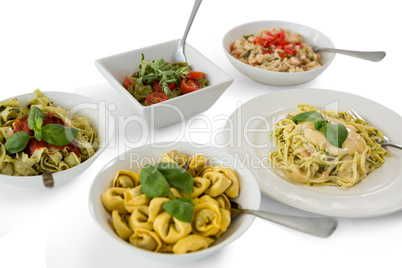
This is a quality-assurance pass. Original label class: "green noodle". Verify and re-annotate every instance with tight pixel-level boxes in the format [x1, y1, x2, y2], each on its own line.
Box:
[0, 89, 99, 176]
[269, 104, 391, 187]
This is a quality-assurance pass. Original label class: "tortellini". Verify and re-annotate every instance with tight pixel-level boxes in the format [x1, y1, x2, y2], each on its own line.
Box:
[161, 150, 187, 168]
[112, 210, 133, 240]
[113, 170, 139, 188]
[101, 151, 240, 254]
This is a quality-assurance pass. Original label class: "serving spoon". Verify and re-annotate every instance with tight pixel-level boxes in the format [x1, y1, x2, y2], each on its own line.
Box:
[313, 47, 386, 62]
[230, 201, 338, 238]
[174, 0, 202, 63]
[42, 171, 54, 188]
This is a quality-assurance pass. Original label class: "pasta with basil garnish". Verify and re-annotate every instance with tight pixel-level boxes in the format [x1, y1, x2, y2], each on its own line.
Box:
[0, 89, 99, 176]
[101, 150, 240, 254]
[269, 104, 391, 187]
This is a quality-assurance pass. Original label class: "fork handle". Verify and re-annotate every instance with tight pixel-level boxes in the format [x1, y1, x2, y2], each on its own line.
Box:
[382, 142, 402, 150]
[178, 0, 202, 49]
[314, 47, 386, 62]
[244, 210, 338, 238]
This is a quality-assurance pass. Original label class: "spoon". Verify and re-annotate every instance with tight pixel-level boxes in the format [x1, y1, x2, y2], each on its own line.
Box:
[230, 201, 338, 238]
[313, 47, 386, 62]
[174, 0, 202, 63]
[42, 171, 54, 188]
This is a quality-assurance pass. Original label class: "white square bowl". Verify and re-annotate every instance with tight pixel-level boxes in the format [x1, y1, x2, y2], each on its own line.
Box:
[95, 39, 233, 128]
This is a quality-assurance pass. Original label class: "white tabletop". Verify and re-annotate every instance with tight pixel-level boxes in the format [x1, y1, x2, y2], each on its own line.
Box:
[1, 0, 401, 267]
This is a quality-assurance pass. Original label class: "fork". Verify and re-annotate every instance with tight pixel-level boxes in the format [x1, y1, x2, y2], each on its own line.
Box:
[348, 108, 402, 150]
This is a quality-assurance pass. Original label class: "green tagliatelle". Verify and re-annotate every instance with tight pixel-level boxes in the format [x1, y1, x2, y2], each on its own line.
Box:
[269, 104, 391, 187]
[0, 89, 99, 176]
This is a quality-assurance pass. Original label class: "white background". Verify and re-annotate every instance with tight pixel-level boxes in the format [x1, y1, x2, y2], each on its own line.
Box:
[1, 0, 401, 267]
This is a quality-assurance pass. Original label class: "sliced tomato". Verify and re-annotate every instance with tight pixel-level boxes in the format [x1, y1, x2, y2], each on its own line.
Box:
[230, 42, 235, 51]
[265, 31, 274, 42]
[187, 71, 204, 79]
[180, 78, 203, 94]
[278, 51, 287, 58]
[284, 44, 296, 56]
[253, 36, 268, 47]
[145, 92, 168, 105]
[296, 41, 303, 48]
[274, 29, 286, 41]
[124, 77, 135, 89]
[254, 29, 303, 57]
[153, 80, 176, 92]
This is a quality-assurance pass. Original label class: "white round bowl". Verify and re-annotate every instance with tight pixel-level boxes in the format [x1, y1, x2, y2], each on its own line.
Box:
[89, 141, 261, 263]
[0, 91, 114, 188]
[222, 20, 335, 86]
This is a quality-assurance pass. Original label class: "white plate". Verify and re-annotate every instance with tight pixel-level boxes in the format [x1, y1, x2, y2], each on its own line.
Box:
[223, 88, 402, 218]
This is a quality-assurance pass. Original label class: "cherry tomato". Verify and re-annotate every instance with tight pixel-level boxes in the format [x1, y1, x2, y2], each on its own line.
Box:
[187, 71, 204, 79]
[145, 92, 168, 105]
[124, 77, 135, 89]
[180, 78, 203, 94]
[153, 80, 176, 92]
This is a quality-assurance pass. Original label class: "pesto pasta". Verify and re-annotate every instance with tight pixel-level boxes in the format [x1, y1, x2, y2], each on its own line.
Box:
[0, 89, 99, 176]
[101, 150, 240, 254]
[269, 104, 391, 187]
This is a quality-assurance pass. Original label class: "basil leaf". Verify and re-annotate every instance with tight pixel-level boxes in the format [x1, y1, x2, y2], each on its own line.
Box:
[293, 111, 323, 123]
[34, 130, 42, 141]
[28, 107, 44, 132]
[42, 124, 78, 146]
[155, 162, 193, 197]
[5, 131, 32, 154]
[140, 164, 173, 198]
[322, 123, 348, 148]
[314, 118, 328, 131]
[162, 197, 194, 223]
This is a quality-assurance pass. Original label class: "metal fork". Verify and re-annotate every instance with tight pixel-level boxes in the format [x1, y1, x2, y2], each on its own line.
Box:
[348, 108, 402, 150]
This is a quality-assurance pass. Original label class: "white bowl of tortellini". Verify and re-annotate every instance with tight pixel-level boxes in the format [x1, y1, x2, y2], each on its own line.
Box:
[89, 141, 261, 263]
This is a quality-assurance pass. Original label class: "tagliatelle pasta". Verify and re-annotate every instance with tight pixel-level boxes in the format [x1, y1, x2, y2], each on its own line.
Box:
[101, 151, 240, 254]
[230, 28, 322, 72]
[0, 89, 99, 176]
[269, 104, 391, 187]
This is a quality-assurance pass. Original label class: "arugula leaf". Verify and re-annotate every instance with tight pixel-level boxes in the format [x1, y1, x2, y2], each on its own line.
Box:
[136, 55, 190, 97]
[5, 131, 32, 154]
[243, 34, 254, 39]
